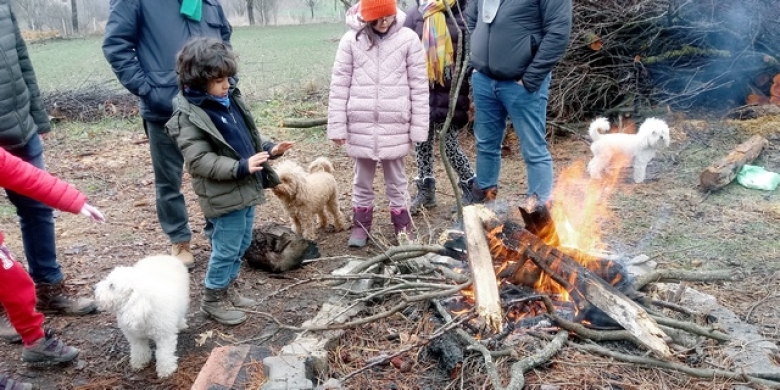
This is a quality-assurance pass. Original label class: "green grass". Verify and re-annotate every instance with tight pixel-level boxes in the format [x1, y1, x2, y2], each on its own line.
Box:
[28, 23, 347, 99]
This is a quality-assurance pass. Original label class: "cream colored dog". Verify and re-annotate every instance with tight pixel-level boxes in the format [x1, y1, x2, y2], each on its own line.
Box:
[587, 117, 670, 183]
[94, 255, 189, 378]
[272, 157, 347, 239]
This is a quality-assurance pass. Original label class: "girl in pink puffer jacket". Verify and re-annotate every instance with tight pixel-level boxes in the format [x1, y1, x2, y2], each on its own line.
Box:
[327, 0, 429, 248]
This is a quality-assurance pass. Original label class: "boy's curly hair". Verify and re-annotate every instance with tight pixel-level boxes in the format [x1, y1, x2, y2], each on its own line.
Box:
[175, 37, 238, 91]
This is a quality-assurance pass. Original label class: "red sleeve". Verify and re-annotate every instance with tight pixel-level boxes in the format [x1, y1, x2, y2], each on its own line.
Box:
[0, 149, 86, 214]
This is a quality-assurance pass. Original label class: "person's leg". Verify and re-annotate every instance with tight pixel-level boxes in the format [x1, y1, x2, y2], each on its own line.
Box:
[4, 136, 96, 315]
[471, 71, 507, 200]
[227, 206, 257, 308]
[443, 124, 475, 182]
[144, 120, 194, 266]
[499, 75, 553, 202]
[0, 247, 44, 345]
[410, 126, 437, 214]
[4, 135, 60, 284]
[0, 246, 79, 365]
[349, 158, 378, 247]
[202, 210, 249, 325]
[382, 158, 414, 238]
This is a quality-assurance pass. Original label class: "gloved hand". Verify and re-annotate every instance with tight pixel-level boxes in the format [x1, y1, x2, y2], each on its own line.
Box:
[80, 203, 105, 223]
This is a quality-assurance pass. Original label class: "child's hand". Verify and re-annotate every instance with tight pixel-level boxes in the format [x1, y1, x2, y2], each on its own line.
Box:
[80, 203, 105, 223]
[332, 139, 346, 146]
[271, 141, 295, 156]
[248, 152, 270, 173]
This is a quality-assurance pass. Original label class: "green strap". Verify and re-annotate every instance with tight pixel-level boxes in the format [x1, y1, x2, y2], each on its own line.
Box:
[180, 0, 203, 22]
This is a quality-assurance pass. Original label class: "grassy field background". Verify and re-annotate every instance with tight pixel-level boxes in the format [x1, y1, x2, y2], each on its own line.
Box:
[29, 23, 347, 99]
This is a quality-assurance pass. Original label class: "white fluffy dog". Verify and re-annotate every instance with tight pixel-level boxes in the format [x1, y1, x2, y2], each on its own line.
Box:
[94, 255, 190, 378]
[587, 117, 670, 183]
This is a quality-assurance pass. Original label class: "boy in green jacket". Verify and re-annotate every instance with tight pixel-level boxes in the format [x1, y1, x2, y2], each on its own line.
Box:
[166, 37, 294, 325]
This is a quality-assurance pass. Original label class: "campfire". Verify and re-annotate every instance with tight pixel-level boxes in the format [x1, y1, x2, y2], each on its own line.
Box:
[314, 162, 753, 389]
[440, 162, 647, 333]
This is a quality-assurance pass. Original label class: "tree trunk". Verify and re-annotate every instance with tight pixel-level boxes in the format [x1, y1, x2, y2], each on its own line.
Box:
[71, 0, 79, 33]
[247, 0, 256, 25]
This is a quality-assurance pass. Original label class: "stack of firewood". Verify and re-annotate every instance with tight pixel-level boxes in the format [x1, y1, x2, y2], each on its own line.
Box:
[548, 0, 780, 124]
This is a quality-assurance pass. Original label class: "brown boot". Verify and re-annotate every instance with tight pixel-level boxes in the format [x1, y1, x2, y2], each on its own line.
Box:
[171, 242, 194, 269]
[35, 279, 97, 316]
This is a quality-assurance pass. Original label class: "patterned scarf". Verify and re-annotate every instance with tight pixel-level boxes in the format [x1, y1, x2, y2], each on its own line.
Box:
[420, 0, 455, 86]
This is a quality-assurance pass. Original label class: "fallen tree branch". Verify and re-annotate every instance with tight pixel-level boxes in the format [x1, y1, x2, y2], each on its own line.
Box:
[469, 330, 569, 390]
[340, 310, 478, 382]
[634, 269, 735, 290]
[571, 342, 780, 389]
[650, 314, 730, 342]
[278, 117, 327, 128]
[348, 244, 447, 274]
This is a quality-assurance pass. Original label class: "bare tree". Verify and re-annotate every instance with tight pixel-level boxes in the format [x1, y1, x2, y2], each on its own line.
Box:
[246, 0, 256, 25]
[303, 0, 318, 19]
[70, 0, 78, 33]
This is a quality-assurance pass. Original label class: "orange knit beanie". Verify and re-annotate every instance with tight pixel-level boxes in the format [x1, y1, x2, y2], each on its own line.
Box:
[360, 0, 396, 22]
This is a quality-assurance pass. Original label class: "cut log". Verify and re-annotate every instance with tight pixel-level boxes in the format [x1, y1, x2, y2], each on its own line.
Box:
[699, 135, 769, 191]
[462, 205, 503, 333]
[471, 205, 671, 358]
[278, 117, 327, 128]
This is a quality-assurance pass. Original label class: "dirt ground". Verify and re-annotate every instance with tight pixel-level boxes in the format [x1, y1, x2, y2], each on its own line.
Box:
[0, 113, 778, 390]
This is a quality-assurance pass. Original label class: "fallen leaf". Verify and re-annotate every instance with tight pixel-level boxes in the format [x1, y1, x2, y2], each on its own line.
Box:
[196, 330, 214, 347]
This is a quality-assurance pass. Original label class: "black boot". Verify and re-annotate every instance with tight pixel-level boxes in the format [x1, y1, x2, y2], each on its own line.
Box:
[410, 178, 436, 215]
[452, 177, 477, 213]
[471, 183, 498, 204]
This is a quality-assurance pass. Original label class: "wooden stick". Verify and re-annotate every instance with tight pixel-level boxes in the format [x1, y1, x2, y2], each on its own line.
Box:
[462, 205, 504, 333]
[699, 134, 768, 191]
[278, 117, 327, 128]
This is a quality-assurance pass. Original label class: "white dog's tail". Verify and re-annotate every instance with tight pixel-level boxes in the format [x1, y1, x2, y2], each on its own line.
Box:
[588, 117, 611, 141]
[308, 157, 334, 174]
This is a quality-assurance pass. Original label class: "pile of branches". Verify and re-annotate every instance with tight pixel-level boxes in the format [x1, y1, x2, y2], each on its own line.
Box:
[549, 0, 780, 123]
[44, 84, 138, 122]
[252, 243, 780, 389]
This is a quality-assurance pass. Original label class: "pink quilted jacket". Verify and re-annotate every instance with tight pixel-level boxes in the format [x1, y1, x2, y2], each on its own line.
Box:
[327, 7, 430, 161]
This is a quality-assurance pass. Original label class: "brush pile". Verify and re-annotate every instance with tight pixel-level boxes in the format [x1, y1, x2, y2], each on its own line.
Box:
[548, 0, 780, 123]
[44, 84, 138, 122]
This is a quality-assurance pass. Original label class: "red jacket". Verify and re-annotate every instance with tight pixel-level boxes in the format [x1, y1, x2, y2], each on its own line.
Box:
[0, 148, 85, 246]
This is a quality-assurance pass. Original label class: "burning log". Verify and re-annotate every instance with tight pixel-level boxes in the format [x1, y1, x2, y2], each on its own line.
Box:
[471, 206, 671, 358]
[462, 206, 503, 332]
[699, 135, 769, 191]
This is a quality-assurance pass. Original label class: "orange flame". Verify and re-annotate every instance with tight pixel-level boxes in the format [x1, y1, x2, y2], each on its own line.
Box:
[551, 160, 627, 263]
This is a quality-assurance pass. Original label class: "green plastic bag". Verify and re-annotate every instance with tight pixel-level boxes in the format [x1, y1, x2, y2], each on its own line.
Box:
[736, 165, 780, 191]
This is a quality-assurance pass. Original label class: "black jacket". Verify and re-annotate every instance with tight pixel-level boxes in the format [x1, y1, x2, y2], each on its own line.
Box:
[466, 0, 572, 93]
[404, 0, 471, 127]
[103, 0, 232, 122]
[0, 0, 50, 150]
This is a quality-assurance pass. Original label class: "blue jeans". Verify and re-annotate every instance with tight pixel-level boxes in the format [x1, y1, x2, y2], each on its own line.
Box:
[144, 120, 192, 244]
[204, 206, 255, 290]
[4, 135, 62, 284]
[471, 71, 553, 201]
